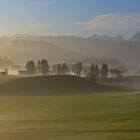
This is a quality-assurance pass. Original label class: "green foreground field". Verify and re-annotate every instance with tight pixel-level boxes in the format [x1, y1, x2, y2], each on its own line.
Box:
[0, 76, 140, 140]
[0, 94, 140, 140]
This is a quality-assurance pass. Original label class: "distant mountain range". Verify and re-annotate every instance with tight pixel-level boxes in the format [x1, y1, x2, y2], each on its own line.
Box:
[89, 31, 140, 42]
[88, 34, 125, 42]
[14, 31, 140, 42]
[130, 31, 140, 42]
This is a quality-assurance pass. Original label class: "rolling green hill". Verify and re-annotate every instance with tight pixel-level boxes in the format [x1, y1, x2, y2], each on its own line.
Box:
[0, 75, 140, 140]
[0, 75, 130, 96]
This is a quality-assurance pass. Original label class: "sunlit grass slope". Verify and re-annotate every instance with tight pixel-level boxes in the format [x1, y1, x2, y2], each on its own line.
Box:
[0, 93, 140, 140]
[0, 75, 139, 140]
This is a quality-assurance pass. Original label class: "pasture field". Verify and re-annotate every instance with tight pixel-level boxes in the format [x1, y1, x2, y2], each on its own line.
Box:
[0, 75, 140, 140]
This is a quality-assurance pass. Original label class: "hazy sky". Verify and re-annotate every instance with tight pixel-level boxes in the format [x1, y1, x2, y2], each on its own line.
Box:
[0, 0, 140, 38]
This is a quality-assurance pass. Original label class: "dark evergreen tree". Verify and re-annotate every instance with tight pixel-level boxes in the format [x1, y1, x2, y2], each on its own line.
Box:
[40, 59, 49, 75]
[77, 61, 83, 76]
[26, 60, 36, 75]
[88, 64, 99, 80]
[101, 64, 108, 79]
[90, 64, 95, 78]
[37, 60, 41, 75]
[94, 65, 100, 79]
[61, 63, 69, 75]
[71, 61, 83, 77]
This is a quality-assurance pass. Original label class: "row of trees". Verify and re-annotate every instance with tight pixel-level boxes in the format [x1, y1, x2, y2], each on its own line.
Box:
[25, 59, 123, 80]
[87, 64, 123, 80]
[26, 59, 49, 75]
[87, 64, 108, 80]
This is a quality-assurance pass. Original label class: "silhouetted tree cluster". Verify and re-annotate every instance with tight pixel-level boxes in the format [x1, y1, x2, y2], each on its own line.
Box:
[87, 64, 100, 80]
[24, 59, 123, 80]
[87, 63, 123, 80]
[71, 62, 83, 76]
[26, 59, 49, 75]
[101, 64, 109, 79]
[110, 68, 123, 79]
[26, 60, 36, 75]
[56, 63, 69, 75]
[38, 59, 49, 75]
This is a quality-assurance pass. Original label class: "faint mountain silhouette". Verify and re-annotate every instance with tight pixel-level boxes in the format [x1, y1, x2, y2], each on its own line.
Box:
[88, 34, 125, 42]
[130, 31, 140, 42]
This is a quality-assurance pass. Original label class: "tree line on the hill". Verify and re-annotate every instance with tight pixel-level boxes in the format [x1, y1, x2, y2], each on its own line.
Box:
[22, 59, 123, 80]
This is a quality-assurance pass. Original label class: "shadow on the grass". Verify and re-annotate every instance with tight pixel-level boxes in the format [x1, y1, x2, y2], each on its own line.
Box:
[0, 75, 133, 96]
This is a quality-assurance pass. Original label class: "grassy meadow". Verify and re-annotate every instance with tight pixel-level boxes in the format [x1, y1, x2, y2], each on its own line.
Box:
[0, 75, 140, 140]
